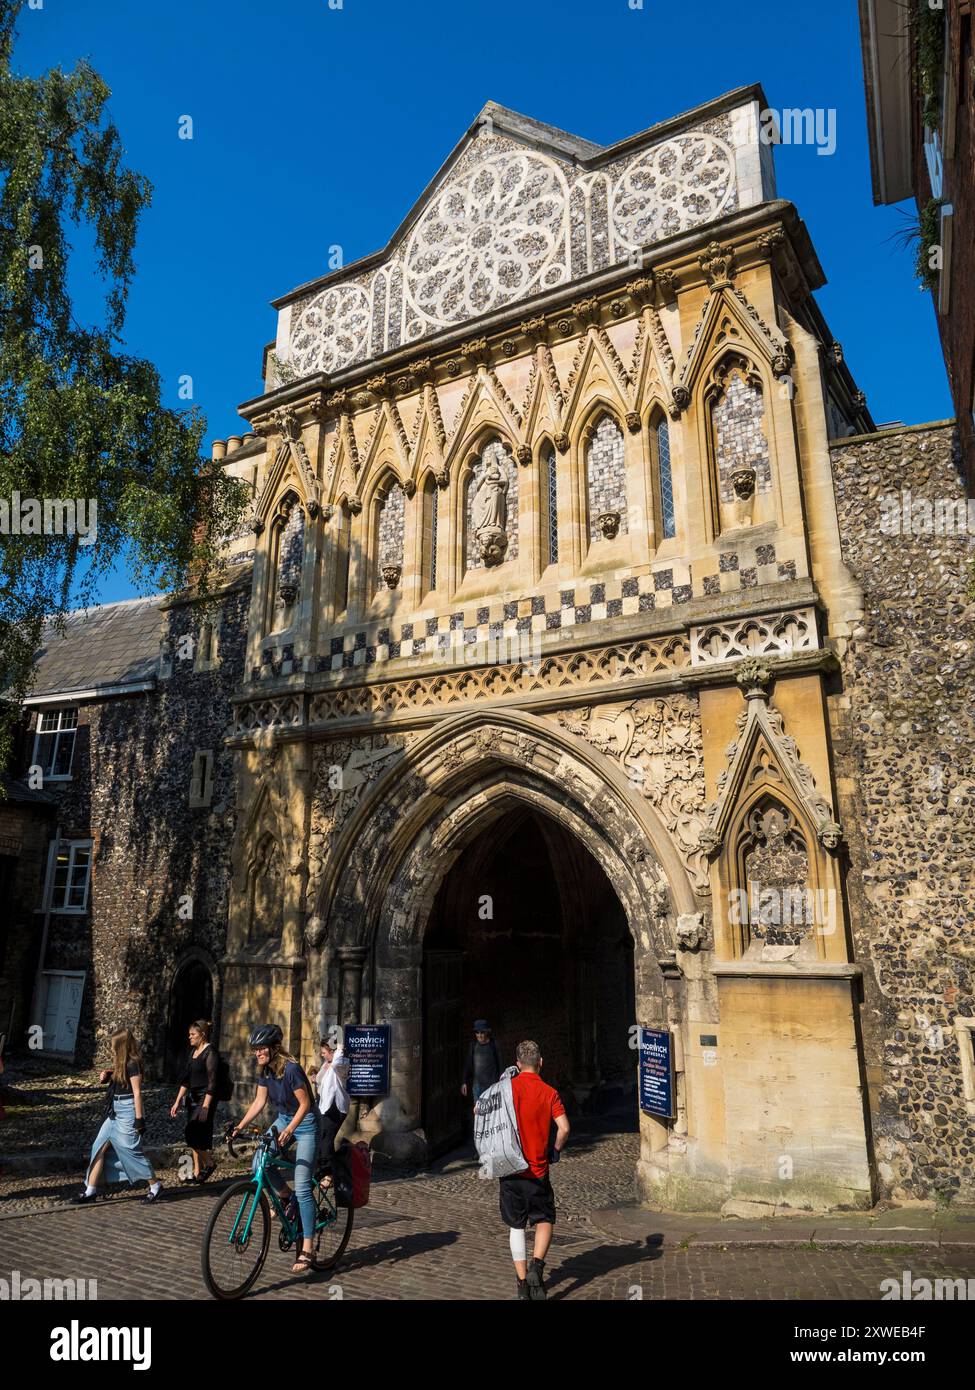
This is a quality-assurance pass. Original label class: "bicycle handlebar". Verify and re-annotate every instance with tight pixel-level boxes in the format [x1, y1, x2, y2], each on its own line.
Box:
[224, 1123, 295, 1161]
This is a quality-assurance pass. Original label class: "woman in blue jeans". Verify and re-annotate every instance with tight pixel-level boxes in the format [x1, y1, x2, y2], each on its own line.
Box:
[232, 1024, 320, 1277]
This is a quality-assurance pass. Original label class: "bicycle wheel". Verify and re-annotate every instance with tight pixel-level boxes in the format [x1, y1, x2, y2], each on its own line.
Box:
[310, 1182, 354, 1271]
[201, 1180, 271, 1300]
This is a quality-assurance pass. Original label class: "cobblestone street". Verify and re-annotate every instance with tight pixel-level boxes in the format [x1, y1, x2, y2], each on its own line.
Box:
[4, 1130, 975, 1302]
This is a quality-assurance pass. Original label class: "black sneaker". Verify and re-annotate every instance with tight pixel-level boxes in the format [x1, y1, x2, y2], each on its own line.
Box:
[140, 1186, 163, 1205]
[527, 1258, 547, 1300]
[516, 1277, 530, 1301]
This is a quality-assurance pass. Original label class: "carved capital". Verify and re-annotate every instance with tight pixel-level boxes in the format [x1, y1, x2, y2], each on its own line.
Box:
[572, 296, 602, 327]
[595, 510, 621, 540]
[625, 276, 656, 308]
[655, 268, 679, 302]
[366, 373, 389, 399]
[699, 240, 735, 288]
[461, 336, 490, 367]
[519, 315, 548, 345]
[730, 463, 756, 500]
[736, 658, 772, 696]
[757, 227, 785, 259]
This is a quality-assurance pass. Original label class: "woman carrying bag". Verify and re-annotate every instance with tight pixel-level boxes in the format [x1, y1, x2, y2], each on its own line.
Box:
[74, 1027, 163, 1205]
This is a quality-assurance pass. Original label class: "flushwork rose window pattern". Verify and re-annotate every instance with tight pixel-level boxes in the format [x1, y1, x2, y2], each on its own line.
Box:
[286, 115, 740, 377]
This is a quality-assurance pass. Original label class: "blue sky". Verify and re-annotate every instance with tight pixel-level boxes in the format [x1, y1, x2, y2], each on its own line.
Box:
[14, 0, 951, 603]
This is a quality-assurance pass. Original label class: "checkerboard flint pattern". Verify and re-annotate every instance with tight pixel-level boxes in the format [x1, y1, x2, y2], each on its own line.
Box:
[255, 543, 797, 679]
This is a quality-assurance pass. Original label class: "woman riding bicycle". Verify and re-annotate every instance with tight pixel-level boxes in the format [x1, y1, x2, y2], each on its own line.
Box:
[231, 1024, 320, 1277]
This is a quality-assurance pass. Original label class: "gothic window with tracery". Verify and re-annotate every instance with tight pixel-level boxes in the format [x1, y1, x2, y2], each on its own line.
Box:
[543, 447, 558, 566]
[654, 416, 676, 539]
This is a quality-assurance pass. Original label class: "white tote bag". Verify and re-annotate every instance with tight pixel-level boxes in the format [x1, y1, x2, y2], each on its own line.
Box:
[473, 1065, 527, 1179]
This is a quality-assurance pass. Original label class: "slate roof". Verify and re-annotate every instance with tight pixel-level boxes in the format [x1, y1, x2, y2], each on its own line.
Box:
[30, 596, 164, 699]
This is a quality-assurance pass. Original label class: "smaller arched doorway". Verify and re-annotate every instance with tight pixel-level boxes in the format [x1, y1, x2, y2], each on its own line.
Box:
[422, 805, 636, 1154]
[164, 958, 215, 1083]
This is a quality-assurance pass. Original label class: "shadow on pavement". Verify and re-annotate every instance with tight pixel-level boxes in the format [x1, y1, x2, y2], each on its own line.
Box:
[547, 1234, 664, 1299]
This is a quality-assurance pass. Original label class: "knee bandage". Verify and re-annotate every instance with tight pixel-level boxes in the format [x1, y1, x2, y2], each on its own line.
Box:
[509, 1227, 527, 1262]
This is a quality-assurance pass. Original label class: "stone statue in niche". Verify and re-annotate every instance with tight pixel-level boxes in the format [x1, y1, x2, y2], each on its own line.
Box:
[248, 833, 284, 945]
[470, 451, 509, 566]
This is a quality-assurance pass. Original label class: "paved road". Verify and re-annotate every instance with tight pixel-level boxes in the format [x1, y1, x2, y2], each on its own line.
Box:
[3, 1135, 975, 1301]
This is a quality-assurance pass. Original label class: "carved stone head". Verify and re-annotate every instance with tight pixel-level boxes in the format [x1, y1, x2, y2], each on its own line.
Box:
[596, 510, 621, 540]
[730, 463, 757, 500]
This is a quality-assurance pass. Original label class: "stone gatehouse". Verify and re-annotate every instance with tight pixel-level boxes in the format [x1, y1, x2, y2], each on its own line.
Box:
[9, 85, 975, 1213]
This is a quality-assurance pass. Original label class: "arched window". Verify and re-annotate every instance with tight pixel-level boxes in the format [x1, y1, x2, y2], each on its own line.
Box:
[711, 360, 771, 505]
[333, 502, 351, 615]
[649, 414, 676, 541]
[585, 415, 628, 542]
[423, 478, 439, 594]
[542, 447, 558, 567]
[375, 477, 406, 591]
[466, 438, 518, 570]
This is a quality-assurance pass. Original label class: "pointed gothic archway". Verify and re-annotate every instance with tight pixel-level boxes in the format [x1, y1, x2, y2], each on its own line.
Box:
[318, 707, 701, 1180]
[422, 802, 637, 1154]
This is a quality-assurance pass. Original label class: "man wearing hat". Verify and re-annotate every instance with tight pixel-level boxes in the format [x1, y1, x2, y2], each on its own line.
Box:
[461, 1020, 503, 1104]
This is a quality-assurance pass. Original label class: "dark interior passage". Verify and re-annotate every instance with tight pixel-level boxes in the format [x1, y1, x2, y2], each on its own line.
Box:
[422, 807, 635, 1154]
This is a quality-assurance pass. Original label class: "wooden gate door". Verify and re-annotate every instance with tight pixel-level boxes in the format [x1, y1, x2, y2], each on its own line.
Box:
[423, 950, 464, 1155]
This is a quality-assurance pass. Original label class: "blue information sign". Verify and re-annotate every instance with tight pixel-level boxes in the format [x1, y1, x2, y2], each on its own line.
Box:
[639, 1026, 674, 1119]
[344, 1024, 391, 1098]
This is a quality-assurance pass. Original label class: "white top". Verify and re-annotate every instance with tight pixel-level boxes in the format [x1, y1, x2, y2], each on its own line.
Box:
[316, 1048, 350, 1116]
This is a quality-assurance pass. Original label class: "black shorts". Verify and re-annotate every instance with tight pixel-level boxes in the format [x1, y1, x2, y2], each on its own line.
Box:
[499, 1172, 556, 1229]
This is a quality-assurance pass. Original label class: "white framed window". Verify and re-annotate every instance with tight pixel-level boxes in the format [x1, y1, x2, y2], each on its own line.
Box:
[32, 707, 78, 779]
[47, 840, 92, 913]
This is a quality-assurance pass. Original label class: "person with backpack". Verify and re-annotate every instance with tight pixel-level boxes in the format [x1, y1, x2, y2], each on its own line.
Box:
[169, 1019, 220, 1184]
[499, 1040, 569, 1301]
[461, 1019, 502, 1103]
[314, 1032, 350, 1185]
[231, 1024, 320, 1278]
[73, 1028, 163, 1205]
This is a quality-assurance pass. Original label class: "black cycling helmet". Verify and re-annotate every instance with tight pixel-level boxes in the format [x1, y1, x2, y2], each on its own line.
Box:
[248, 1023, 283, 1049]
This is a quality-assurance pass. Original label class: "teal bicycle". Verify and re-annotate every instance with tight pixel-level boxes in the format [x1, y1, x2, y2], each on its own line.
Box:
[201, 1124, 354, 1300]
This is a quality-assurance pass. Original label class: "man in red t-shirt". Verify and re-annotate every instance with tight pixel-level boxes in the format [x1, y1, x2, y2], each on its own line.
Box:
[500, 1040, 570, 1301]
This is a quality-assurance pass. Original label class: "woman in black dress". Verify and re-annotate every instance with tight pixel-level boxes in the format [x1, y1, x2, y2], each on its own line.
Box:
[170, 1020, 219, 1183]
